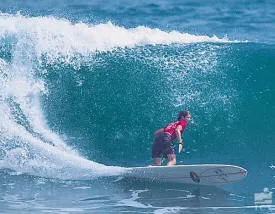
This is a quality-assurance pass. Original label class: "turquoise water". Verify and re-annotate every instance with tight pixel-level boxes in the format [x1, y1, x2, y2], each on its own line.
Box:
[0, 1, 275, 213]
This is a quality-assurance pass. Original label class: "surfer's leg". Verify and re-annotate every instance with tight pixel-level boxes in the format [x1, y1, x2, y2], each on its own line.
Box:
[166, 154, 176, 166]
[149, 158, 161, 166]
[150, 134, 163, 166]
[163, 141, 176, 166]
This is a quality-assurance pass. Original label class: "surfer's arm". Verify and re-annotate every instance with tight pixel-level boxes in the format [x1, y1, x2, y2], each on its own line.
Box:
[175, 125, 183, 153]
[154, 128, 164, 136]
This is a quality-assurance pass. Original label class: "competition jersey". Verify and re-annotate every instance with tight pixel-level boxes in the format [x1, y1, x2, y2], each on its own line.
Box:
[163, 120, 187, 141]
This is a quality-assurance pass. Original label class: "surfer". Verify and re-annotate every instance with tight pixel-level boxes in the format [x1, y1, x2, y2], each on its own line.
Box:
[150, 110, 191, 166]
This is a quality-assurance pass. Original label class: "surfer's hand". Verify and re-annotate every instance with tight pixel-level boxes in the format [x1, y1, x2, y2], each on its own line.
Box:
[178, 144, 183, 153]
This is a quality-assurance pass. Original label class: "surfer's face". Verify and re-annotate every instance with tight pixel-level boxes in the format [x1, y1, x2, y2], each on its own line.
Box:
[184, 114, 191, 123]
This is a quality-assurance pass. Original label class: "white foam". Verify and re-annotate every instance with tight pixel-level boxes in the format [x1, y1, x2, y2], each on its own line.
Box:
[1, 129, 125, 179]
[154, 207, 182, 214]
[0, 90, 125, 179]
[119, 190, 152, 209]
[0, 13, 239, 64]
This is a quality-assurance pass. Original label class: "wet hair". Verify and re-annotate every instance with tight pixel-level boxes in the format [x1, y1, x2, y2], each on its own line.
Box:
[178, 110, 190, 121]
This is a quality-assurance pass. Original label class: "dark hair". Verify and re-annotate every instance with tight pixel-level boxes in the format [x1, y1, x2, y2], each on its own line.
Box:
[178, 110, 190, 121]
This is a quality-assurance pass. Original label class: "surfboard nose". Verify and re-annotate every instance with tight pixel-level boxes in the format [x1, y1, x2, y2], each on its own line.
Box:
[240, 167, 248, 177]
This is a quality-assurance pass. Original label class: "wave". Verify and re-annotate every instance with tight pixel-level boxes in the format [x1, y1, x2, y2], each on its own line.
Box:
[0, 12, 251, 179]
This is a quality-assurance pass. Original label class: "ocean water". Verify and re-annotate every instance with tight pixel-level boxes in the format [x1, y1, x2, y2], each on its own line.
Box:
[0, 0, 275, 213]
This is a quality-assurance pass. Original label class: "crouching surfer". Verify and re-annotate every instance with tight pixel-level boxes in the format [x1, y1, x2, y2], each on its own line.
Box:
[149, 110, 191, 166]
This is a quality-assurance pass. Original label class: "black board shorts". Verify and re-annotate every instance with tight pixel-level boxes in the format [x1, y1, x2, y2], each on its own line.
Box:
[152, 132, 175, 159]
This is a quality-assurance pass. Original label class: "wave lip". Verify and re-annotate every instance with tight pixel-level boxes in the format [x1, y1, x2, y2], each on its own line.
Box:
[0, 13, 241, 59]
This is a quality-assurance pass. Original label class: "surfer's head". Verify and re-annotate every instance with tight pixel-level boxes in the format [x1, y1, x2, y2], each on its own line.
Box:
[178, 110, 191, 123]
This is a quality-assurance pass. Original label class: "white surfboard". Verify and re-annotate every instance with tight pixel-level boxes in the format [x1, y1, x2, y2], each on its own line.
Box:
[123, 164, 247, 186]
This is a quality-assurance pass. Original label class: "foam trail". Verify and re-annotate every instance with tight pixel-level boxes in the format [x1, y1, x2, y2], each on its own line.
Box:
[0, 77, 125, 178]
[1, 133, 125, 179]
[0, 89, 124, 179]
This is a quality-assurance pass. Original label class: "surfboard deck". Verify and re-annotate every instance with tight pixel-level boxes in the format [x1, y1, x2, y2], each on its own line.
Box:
[123, 164, 247, 186]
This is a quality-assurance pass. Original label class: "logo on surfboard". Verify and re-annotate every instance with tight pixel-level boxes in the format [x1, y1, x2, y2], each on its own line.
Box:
[190, 171, 200, 183]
